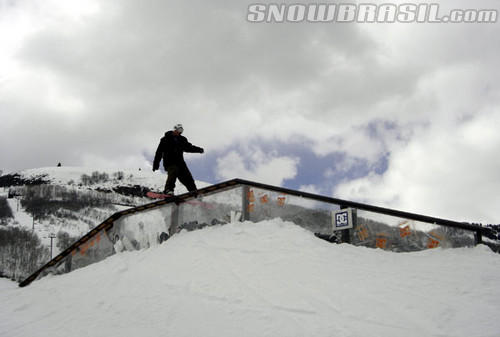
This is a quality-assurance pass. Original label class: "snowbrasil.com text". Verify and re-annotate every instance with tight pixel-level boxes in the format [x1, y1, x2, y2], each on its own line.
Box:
[247, 3, 498, 23]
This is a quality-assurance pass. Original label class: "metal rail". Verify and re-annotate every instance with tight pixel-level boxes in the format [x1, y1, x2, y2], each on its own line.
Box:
[19, 180, 240, 287]
[234, 179, 486, 232]
[19, 178, 491, 287]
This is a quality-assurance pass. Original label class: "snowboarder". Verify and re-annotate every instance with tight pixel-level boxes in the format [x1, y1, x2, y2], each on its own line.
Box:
[152, 124, 204, 195]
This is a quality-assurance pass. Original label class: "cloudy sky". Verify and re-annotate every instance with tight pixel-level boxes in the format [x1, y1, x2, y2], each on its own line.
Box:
[1, 0, 499, 223]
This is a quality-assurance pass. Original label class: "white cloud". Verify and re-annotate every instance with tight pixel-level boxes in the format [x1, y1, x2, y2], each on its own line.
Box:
[215, 149, 299, 186]
[299, 184, 321, 195]
[1, 0, 500, 224]
[81, 153, 151, 171]
[327, 156, 365, 177]
[334, 109, 500, 224]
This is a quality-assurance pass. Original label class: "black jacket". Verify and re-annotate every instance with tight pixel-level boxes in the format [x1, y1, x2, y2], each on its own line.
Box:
[153, 131, 203, 169]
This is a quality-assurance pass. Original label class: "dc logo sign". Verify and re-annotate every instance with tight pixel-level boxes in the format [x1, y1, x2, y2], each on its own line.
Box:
[336, 212, 349, 227]
[332, 208, 354, 231]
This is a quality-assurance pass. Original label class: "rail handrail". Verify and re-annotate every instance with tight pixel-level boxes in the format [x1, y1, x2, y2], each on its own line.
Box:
[19, 178, 491, 287]
[234, 179, 486, 232]
[19, 179, 240, 287]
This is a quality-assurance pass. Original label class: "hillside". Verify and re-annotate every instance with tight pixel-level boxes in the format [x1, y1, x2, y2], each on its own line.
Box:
[1, 219, 499, 337]
[0, 166, 210, 280]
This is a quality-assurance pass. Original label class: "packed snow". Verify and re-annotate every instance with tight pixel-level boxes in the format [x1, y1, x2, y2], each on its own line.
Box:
[1, 219, 500, 337]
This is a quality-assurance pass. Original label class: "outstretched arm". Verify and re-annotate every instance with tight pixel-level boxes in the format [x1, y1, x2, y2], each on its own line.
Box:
[183, 140, 204, 153]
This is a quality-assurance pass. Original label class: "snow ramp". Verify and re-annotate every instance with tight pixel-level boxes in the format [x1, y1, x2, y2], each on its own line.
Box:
[19, 179, 494, 287]
[4, 219, 500, 337]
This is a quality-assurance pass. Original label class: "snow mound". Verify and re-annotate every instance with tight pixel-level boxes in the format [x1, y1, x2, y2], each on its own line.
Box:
[1, 219, 500, 337]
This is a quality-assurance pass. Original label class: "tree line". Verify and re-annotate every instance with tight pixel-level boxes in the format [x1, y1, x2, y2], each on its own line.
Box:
[0, 227, 50, 281]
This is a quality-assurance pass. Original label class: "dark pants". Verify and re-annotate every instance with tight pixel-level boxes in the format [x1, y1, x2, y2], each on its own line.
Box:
[164, 163, 197, 192]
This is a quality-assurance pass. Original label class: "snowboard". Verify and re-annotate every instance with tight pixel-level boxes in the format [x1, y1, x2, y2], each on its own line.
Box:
[145, 191, 214, 209]
[146, 191, 174, 199]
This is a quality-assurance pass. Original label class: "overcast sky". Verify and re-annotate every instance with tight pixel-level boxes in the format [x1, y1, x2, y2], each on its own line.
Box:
[1, 0, 499, 223]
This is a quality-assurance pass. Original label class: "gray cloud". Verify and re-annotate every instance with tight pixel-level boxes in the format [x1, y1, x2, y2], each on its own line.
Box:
[1, 0, 500, 222]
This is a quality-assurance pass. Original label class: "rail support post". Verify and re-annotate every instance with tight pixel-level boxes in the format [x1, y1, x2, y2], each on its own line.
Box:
[169, 204, 179, 236]
[242, 185, 250, 222]
[339, 205, 354, 244]
[475, 230, 483, 245]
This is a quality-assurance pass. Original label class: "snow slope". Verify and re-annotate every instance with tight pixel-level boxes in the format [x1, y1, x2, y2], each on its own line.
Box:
[16, 166, 210, 193]
[1, 219, 499, 337]
[1, 166, 211, 257]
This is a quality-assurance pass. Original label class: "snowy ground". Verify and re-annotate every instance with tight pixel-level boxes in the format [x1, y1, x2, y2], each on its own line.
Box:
[1, 219, 499, 337]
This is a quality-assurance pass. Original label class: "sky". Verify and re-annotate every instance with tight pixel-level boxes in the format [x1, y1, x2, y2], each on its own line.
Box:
[0, 0, 499, 224]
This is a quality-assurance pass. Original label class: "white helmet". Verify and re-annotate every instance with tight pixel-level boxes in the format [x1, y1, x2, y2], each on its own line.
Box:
[173, 123, 184, 134]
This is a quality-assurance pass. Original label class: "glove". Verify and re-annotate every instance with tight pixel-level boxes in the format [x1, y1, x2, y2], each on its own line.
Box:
[198, 148, 204, 154]
[152, 166, 159, 172]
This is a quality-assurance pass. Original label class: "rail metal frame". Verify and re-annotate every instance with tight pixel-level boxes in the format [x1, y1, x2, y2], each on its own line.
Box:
[19, 178, 492, 287]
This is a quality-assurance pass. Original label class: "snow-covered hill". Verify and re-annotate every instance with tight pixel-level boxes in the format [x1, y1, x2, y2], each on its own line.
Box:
[0, 166, 210, 233]
[0, 166, 211, 280]
[1, 219, 499, 337]
[3, 166, 210, 192]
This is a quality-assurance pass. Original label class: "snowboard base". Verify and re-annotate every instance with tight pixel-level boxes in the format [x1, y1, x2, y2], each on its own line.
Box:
[146, 191, 174, 199]
[145, 191, 214, 209]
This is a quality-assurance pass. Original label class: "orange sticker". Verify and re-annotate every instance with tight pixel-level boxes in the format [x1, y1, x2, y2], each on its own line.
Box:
[426, 231, 442, 249]
[427, 238, 440, 249]
[357, 226, 369, 241]
[277, 196, 286, 207]
[247, 190, 255, 202]
[259, 194, 269, 204]
[80, 243, 88, 256]
[376, 233, 388, 249]
[248, 203, 255, 212]
[376, 237, 387, 249]
[399, 225, 411, 238]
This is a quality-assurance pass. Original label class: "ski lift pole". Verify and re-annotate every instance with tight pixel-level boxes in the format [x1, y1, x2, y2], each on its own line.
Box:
[49, 232, 56, 259]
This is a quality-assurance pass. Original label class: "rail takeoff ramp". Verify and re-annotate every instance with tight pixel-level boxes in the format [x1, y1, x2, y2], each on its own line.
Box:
[19, 179, 493, 287]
